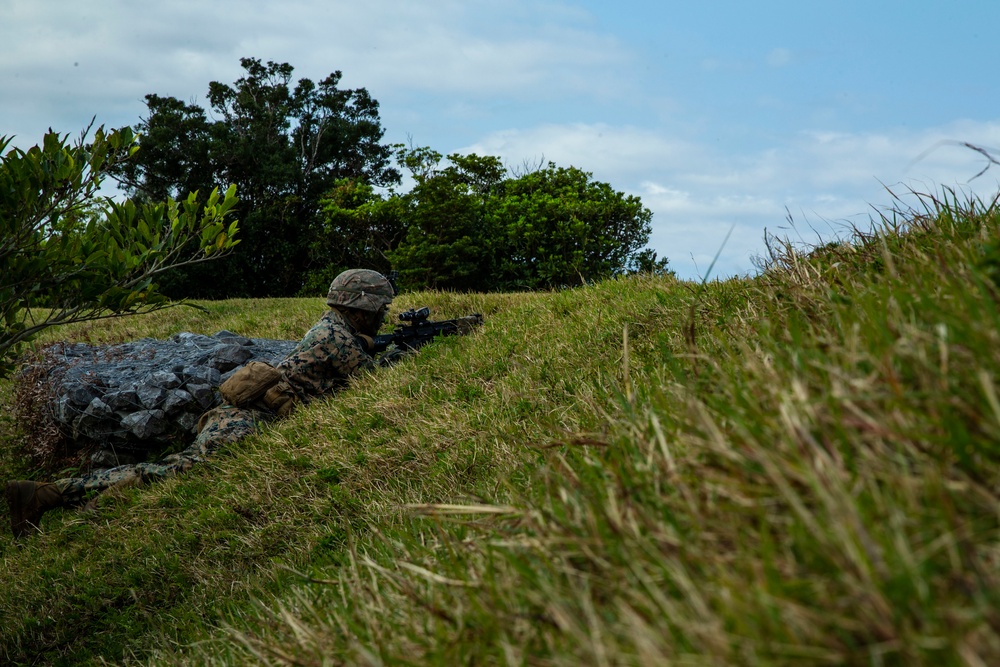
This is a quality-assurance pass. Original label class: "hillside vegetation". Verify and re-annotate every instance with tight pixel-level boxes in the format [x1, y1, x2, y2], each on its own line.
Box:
[2, 191, 1000, 666]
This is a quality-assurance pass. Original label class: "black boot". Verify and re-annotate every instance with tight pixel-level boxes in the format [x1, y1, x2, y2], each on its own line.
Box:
[5, 481, 63, 538]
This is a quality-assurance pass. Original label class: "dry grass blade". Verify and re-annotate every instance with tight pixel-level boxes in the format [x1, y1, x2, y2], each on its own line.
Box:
[397, 561, 480, 587]
[403, 503, 521, 516]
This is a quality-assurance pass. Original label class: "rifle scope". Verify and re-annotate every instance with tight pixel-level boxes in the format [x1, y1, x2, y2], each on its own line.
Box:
[398, 307, 431, 323]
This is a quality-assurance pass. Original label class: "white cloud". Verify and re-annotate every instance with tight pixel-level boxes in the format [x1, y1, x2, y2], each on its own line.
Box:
[457, 119, 1000, 279]
[462, 123, 705, 182]
[1, 0, 631, 148]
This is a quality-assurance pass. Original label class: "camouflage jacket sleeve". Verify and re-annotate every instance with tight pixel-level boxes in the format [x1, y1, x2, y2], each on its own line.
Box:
[276, 309, 375, 401]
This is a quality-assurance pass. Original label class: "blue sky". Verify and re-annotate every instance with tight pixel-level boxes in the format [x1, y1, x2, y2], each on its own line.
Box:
[2, 0, 999, 279]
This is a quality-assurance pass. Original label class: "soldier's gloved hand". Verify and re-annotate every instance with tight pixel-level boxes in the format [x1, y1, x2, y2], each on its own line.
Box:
[357, 334, 375, 352]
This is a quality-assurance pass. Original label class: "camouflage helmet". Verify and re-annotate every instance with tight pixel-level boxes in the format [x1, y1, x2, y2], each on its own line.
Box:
[326, 269, 395, 312]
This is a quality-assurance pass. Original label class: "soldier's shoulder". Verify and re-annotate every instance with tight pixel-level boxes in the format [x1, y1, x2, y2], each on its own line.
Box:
[320, 309, 352, 330]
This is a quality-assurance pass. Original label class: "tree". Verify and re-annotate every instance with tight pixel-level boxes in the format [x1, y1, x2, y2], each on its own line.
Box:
[491, 163, 653, 289]
[114, 57, 399, 298]
[300, 178, 406, 295]
[0, 127, 239, 378]
[627, 248, 675, 277]
[111, 95, 215, 202]
[388, 149, 505, 291]
[386, 151, 657, 291]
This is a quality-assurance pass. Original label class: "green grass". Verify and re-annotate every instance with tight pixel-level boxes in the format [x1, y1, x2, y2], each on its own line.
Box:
[2, 189, 1000, 665]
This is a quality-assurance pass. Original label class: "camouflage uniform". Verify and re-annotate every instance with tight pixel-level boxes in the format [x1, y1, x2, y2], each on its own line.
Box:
[278, 309, 376, 400]
[53, 307, 379, 506]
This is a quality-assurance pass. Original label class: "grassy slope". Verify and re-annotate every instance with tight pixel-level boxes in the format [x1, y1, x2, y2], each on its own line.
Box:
[2, 193, 1000, 665]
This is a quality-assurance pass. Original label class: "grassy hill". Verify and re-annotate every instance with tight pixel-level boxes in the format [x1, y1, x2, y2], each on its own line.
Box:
[2, 190, 1000, 665]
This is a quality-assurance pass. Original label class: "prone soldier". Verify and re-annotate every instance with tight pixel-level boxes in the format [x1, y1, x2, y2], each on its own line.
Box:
[5, 269, 403, 538]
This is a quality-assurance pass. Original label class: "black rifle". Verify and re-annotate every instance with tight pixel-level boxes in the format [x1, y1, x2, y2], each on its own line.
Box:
[369, 307, 483, 353]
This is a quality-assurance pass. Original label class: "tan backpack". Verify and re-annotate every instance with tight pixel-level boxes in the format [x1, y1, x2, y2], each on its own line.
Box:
[218, 361, 283, 408]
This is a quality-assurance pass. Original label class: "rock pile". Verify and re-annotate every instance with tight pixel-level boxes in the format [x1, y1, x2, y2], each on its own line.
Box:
[29, 331, 297, 465]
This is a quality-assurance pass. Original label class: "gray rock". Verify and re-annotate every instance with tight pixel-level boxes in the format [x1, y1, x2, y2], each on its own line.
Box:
[218, 334, 253, 347]
[103, 389, 140, 412]
[162, 389, 193, 416]
[149, 371, 182, 389]
[186, 383, 217, 410]
[74, 398, 117, 438]
[208, 344, 253, 372]
[182, 366, 221, 386]
[171, 332, 216, 347]
[121, 409, 168, 440]
[136, 384, 167, 410]
[176, 412, 200, 434]
[63, 382, 98, 407]
[84, 396, 114, 416]
[53, 394, 77, 424]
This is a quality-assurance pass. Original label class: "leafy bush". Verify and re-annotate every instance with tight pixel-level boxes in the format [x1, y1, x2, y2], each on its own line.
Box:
[381, 149, 659, 291]
[489, 162, 654, 289]
[0, 127, 238, 378]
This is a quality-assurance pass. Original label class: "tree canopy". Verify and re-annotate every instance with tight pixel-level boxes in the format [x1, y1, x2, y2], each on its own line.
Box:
[0, 127, 239, 378]
[488, 162, 655, 289]
[110, 58, 666, 296]
[375, 148, 664, 291]
[388, 151, 507, 291]
[113, 57, 399, 298]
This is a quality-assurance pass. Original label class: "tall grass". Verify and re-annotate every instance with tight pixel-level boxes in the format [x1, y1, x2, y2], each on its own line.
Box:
[2, 190, 999, 665]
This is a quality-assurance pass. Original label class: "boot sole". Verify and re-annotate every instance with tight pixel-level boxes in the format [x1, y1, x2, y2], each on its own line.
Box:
[5, 481, 26, 537]
[5, 481, 39, 538]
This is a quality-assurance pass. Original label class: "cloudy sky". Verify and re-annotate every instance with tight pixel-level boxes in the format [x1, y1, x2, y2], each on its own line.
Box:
[3, 1, 999, 279]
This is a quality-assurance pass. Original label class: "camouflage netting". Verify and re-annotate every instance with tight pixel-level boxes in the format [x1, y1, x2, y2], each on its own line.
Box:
[13, 331, 297, 471]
